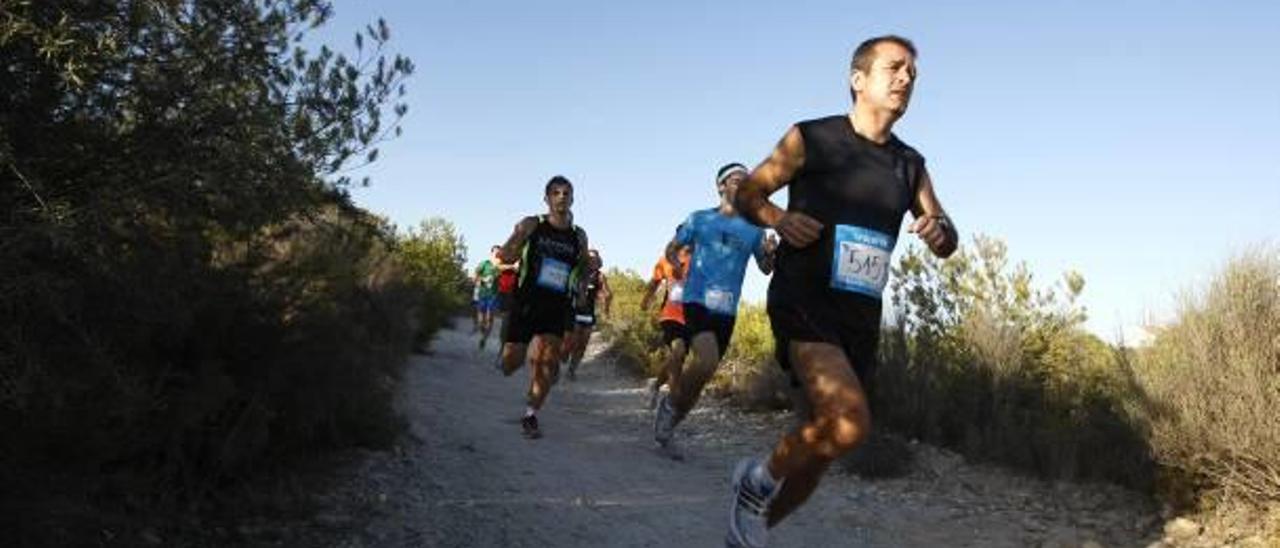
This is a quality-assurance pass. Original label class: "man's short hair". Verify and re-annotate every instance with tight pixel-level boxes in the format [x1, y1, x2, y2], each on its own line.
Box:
[545, 175, 573, 195]
[850, 35, 917, 75]
[490, 245, 501, 253]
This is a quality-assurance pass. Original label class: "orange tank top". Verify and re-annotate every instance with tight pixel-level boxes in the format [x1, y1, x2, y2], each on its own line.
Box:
[652, 250, 690, 324]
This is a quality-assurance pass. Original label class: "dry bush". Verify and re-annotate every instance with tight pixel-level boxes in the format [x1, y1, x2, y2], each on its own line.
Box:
[877, 237, 1153, 488]
[597, 268, 666, 377]
[713, 304, 788, 409]
[1138, 248, 1280, 506]
[599, 270, 789, 410]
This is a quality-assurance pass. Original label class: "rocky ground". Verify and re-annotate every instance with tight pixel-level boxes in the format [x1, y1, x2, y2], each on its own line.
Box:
[206, 326, 1271, 547]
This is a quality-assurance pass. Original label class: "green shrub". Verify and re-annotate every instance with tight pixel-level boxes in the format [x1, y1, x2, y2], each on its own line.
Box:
[396, 218, 471, 349]
[598, 268, 666, 375]
[598, 268, 786, 408]
[712, 303, 787, 409]
[879, 236, 1152, 488]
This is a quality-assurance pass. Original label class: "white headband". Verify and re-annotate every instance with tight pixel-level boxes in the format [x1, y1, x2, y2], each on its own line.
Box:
[716, 165, 748, 185]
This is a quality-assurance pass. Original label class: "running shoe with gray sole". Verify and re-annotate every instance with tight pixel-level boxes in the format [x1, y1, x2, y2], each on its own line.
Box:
[726, 457, 778, 548]
[521, 414, 542, 439]
[645, 378, 660, 410]
[653, 392, 677, 447]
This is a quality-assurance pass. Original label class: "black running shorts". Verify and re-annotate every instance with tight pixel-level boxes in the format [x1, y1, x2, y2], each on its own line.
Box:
[659, 319, 690, 347]
[767, 284, 881, 388]
[682, 303, 736, 357]
[502, 297, 570, 345]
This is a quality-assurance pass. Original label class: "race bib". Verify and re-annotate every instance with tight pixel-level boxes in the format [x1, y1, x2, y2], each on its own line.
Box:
[830, 225, 895, 298]
[668, 281, 685, 303]
[704, 288, 736, 314]
[536, 257, 571, 293]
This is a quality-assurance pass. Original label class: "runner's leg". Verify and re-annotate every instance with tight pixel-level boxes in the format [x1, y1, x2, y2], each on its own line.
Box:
[567, 324, 590, 378]
[528, 334, 564, 410]
[668, 330, 721, 418]
[763, 341, 870, 526]
[501, 343, 529, 375]
[661, 337, 687, 389]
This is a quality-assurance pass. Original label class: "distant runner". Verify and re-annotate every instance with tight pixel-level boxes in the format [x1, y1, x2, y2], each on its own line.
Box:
[472, 245, 503, 350]
[639, 244, 692, 409]
[561, 249, 611, 381]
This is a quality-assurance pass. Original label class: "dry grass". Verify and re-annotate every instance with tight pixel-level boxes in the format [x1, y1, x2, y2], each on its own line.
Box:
[599, 270, 788, 408]
[1138, 248, 1280, 506]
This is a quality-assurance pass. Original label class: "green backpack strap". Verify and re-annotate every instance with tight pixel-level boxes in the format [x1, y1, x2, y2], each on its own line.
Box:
[517, 215, 552, 289]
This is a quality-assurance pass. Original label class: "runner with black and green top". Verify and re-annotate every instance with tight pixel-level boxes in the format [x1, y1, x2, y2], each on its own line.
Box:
[498, 175, 590, 439]
[561, 249, 611, 381]
[473, 245, 504, 350]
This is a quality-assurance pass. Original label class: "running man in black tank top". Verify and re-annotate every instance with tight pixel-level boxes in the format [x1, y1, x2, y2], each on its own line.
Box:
[497, 175, 590, 439]
[725, 36, 959, 548]
[560, 249, 611, 381]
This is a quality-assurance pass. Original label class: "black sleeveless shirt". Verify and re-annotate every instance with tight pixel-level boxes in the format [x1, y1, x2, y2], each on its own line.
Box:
[518, 215, 582, 307]
[770, 115, 924, 308]
[573, 269, 602, 315]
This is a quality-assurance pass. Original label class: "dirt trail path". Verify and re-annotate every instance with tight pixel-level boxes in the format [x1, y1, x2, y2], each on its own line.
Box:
[301, 326, 1162, 547]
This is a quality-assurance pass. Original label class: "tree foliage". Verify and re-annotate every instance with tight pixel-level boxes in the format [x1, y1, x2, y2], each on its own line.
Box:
[0, 2, 428, 539]
[397, 217, 471, 346]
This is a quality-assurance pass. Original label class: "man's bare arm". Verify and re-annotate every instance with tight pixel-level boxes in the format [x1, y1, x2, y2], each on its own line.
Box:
[598, 273, 613, 317]
[499, 217, 539, 264]
[907, 168, 958, 258]
[736, 126, 824, 248]
[640, 278, 661, 311]
[754, 233, 778, 275]
[665, 238, 688, 279]
[736, 125, 806, 228]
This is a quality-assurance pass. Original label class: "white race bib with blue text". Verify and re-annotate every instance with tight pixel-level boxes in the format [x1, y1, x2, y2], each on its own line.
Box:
[537, 257, 571, 293]
[830, 225, 894, 298]
[704, 288, 736, 314]
[668, 281, 685, 303]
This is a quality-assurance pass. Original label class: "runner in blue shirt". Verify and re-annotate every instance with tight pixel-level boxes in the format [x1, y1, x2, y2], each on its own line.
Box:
[652, 162, 778, 455]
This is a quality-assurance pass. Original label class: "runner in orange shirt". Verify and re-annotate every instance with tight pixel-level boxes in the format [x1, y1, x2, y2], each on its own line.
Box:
[639, 244, 691, 409]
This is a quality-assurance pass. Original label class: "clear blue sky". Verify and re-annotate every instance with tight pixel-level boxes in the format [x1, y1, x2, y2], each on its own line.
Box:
[314, 1, 1279, 342]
